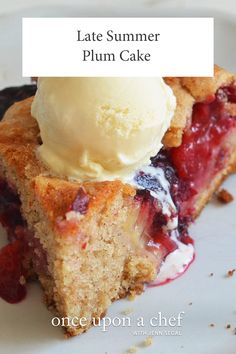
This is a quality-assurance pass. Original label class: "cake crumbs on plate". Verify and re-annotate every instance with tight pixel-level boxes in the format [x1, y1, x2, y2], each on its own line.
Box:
[126, 346, 137, 353]
[226, 269, 236, 277]
[209, 323, 215, 327]
[121, 308, 134, 315]
[188, 302, 193, 306]
[126, 336, 153, 353]
[217, 189, 234, 204]
[209, 272, 214, 277]
[128, 291, 136, 301]
[138, 336, 153, 349]
[226, 324, 231, 329]
[142, 336, 153, 347]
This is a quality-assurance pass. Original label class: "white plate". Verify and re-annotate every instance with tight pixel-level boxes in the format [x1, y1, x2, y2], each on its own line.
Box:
[0, 5, 235, 354]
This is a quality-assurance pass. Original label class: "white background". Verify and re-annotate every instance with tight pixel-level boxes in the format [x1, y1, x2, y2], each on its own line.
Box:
[0, 0, 235, 17]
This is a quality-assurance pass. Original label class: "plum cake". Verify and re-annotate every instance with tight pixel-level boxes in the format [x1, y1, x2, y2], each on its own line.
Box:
[0, 66, 235, 336]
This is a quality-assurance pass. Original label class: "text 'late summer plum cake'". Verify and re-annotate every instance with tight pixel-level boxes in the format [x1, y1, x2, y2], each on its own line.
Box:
[0, 65, 235, 336]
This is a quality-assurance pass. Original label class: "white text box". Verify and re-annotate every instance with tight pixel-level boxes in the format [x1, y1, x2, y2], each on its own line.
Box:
[22, 17, 214, 77]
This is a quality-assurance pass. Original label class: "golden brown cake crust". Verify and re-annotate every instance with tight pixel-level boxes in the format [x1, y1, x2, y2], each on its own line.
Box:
[162, 78, 194, 147]
[181, 65, 235, 101]
[34, 175, 135, 231]
[0, 97, 44, 180]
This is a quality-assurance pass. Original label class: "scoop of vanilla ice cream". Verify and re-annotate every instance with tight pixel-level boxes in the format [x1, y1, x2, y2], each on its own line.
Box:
[31, 77, 175, 181]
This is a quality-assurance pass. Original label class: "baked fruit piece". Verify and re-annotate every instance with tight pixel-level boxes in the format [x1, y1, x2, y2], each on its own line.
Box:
[0, 65, 235, 336]
[164, 65, 236, 218]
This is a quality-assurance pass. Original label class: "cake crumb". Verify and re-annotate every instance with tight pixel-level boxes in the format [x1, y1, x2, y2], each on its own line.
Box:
[121, 308, 134, 315]
[142, 336, 153, 347]
[209, 273, 214, 277]
[217, 189, 234, 204]
[65, 210, 84, 221]
[227, 269, 235, 277]
[226, 324, 231, 329]
[128, 291, 136, 301]
[126, 346, 137, 353]
[209, 323, 215, 327]
[188, 302, 193, 306]
[19, 275, 26, 285]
